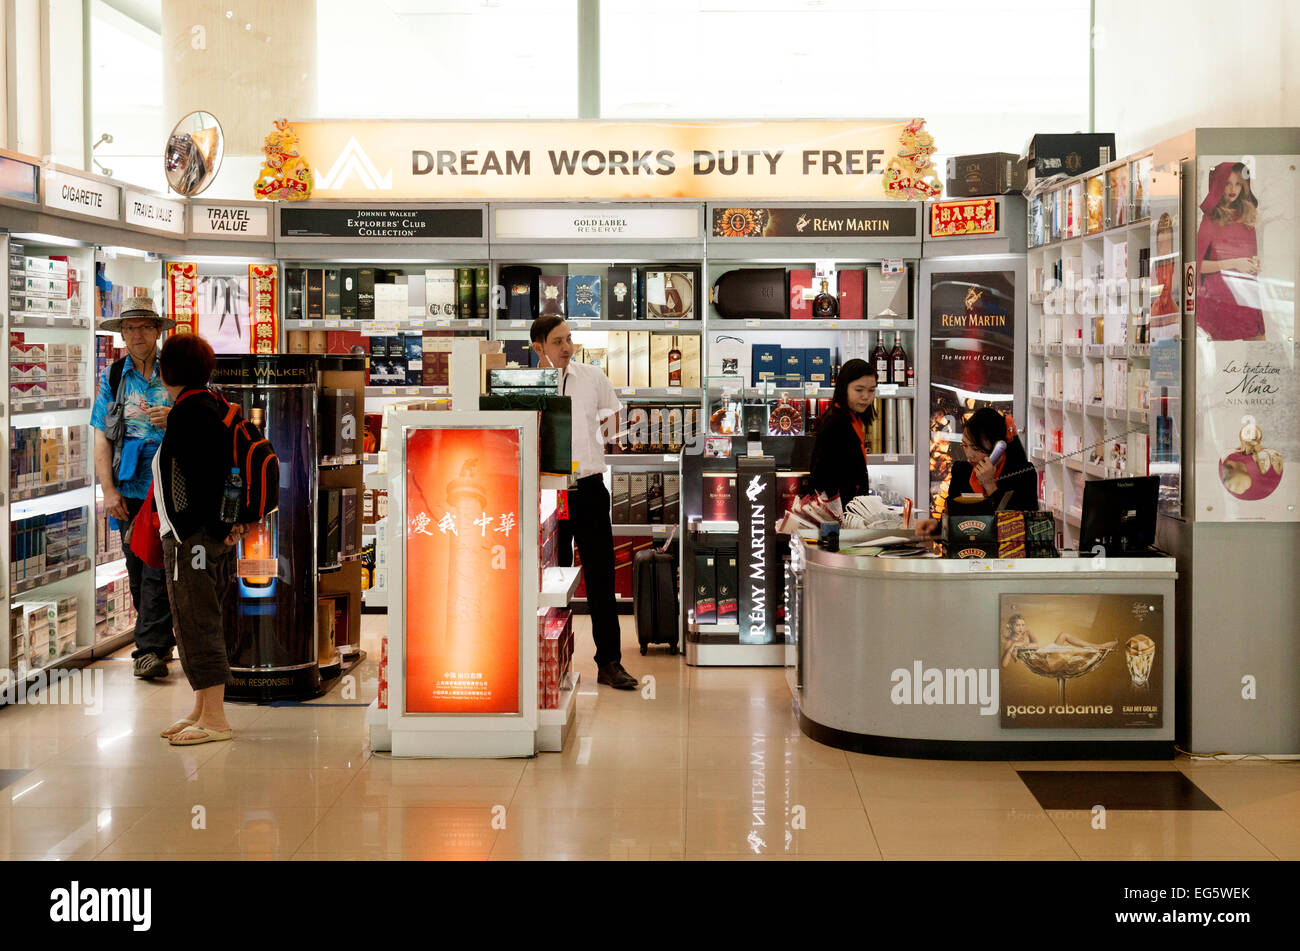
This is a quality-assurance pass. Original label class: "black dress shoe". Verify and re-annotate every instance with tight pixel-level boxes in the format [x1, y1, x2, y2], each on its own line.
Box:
[597, 662, 638, 690]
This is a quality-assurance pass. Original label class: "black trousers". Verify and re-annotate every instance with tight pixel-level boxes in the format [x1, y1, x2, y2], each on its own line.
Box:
[121, 495, 176, 659]
[559, 475, 622, 667]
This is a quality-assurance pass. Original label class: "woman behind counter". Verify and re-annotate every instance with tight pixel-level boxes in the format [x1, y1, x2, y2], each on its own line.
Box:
[916, 406, 1038, 534]
[809, 359, 877, 506]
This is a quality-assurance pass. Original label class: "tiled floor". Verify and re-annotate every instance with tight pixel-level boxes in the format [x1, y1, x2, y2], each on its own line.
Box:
[0, 613, 1296, 861]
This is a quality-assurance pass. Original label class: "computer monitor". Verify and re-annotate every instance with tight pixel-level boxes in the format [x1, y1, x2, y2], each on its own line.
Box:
[1080, 476, 1159, 555]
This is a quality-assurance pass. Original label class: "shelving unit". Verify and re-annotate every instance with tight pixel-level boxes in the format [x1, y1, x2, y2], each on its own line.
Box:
[1025, 149, 1163, 549]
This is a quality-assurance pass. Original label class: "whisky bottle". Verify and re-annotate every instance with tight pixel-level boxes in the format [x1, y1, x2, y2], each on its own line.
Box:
[668, 335, 682, 388]
[812, 278, 838, 319]
[873, 336, 890, 382]
[890, 333, 908, 385]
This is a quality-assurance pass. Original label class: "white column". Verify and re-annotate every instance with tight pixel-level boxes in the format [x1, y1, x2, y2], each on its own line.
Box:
[159, 0, 316, 200]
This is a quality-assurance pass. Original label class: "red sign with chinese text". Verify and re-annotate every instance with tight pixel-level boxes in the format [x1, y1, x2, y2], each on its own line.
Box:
[165, 262, 198, 335]
[248, 264, 279, 354]
[929, 198, 999, 238]
[405, 427, 522, 714]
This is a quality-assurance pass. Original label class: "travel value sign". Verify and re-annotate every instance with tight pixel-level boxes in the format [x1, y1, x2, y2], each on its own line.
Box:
[290, 120, 923, 200]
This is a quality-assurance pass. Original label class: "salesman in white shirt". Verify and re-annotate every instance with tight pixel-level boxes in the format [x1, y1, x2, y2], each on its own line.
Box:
[531, 315, 638, 690]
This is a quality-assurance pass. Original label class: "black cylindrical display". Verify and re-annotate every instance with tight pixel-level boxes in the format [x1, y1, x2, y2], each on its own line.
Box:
[212, 355, 320, 700]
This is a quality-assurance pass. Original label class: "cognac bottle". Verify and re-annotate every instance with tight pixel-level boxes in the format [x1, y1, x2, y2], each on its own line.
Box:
[812, 278, 838, 319]
[668, 335, 682, 388]
[873, 337, 890, 382]
[890, 333, 908, 385]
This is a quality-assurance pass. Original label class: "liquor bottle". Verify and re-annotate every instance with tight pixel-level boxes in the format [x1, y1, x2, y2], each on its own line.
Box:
[812, 278, 838, 319]
[890, 333, 908, 385]
[830, 347, 840, 387]
[873, 336, 890, 382]
[668, 335, 682, 388]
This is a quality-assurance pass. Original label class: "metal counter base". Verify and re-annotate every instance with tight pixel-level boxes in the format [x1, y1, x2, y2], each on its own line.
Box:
[799, 712, 1175, 761]
[791, 534, 1178, 761]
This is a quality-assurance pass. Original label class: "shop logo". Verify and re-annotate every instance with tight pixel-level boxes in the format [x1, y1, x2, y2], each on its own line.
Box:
[796, 214, 811, 232]
[745, 475, 766, 502]
[317, 137, 393, 191]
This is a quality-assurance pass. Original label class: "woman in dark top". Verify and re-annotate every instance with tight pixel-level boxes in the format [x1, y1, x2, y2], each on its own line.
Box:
[809, 359, 877, 505]
[153, 333, 248, 746]
[916, 406, 1038, 534]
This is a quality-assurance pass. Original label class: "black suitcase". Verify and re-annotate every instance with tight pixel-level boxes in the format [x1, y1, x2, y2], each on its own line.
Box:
[710, 267, 787, 320]
[633, 548, 679, 655]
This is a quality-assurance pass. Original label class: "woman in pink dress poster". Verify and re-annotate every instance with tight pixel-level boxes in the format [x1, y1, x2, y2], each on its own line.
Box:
[1196, 162, 1264, 341]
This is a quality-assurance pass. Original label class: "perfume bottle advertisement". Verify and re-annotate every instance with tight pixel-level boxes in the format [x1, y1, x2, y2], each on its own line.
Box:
[1194, 154, 1299, 522]
[999, 593, 1164, 730]
[196, 274, 251, 354]
[404, 427, 522, 715]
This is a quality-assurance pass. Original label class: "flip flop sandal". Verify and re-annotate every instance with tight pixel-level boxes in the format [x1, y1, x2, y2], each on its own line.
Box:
[160, 718, 196, 738]
[168, 725, 234, 746]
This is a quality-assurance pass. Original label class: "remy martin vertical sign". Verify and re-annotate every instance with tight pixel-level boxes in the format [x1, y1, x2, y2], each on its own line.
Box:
[737, 456, 778, 645]
[290, 120, 917, 200]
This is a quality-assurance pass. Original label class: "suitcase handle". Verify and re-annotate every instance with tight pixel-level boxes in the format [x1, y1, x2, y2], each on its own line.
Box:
[658, 524, 677, 553]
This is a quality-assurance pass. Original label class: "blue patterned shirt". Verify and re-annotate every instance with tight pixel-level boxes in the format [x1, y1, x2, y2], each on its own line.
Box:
[90, 352, 172, 501]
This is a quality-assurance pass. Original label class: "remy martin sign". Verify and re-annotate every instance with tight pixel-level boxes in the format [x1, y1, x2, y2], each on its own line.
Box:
[291, 120, 917, 200]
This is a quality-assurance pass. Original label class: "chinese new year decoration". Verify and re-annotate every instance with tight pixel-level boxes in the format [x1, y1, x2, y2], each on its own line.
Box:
[254, 119, 313, 201]
[883, 118, 942, 201]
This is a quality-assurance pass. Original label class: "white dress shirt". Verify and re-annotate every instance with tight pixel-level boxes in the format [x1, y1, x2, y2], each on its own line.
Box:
[560, 361, 622, 479]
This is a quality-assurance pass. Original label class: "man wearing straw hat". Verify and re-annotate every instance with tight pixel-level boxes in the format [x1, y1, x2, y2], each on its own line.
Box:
[91, 297, 178, 679]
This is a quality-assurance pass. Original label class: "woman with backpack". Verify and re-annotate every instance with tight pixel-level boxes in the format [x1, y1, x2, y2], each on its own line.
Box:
[151, 333, 251, 746]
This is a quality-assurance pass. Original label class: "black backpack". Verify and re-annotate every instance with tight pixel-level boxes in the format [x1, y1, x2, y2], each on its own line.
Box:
[175, 389, 280, 522]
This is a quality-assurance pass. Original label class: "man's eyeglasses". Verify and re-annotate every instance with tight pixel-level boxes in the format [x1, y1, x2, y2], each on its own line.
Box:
[120, 324, 158, 336]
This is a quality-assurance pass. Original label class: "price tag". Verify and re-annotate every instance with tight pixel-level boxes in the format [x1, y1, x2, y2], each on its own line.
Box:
[435, 318, 450, 327]
[381, 387, 397, 395]
[803, 383, 820, 397]
[576, 320, 592, 328]
[410, 319, 425, 329]
[46, 316, 55, 326]
[325, 318, 339, 328]
[878, 383, 898, 397]
[468, 319, 483, 328]
[745, 319, 761, 328]
[406, 387, 420, 395]
[665, 320, 679, 328]
[621, 387, 635, 396]
[877, 318, 895, 328]
[510, 320, 526, 329]
[884, 454, 900, 462]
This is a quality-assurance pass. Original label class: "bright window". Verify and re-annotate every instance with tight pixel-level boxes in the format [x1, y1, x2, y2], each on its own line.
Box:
[89, 0, 165, 192]
[316, 0, 579, 119]
[600, 0, 1091, 161]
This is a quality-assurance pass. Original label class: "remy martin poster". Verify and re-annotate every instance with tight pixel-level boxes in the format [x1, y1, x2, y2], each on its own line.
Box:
[404, 426, 522, 714]
[999, 593, 1163, 729]
[927, 270, 1016, 516]
[1193, 154, 1299, 521]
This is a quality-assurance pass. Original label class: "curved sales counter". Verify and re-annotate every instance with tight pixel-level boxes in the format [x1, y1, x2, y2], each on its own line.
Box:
[788, 533, 1177, 760]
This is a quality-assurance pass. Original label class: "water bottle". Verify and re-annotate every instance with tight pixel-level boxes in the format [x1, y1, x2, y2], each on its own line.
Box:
[220, 467, 242, 524]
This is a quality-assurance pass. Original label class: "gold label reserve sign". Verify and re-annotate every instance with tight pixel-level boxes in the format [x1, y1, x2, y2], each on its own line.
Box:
[290, 121, 916, 200]
[999, 594, 1164, 729]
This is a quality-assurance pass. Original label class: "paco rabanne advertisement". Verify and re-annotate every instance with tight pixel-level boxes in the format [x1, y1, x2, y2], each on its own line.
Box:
[1193, 154, 1299, 522]
[999, 594, 1163, 730]
[404, 427, 522, 715]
